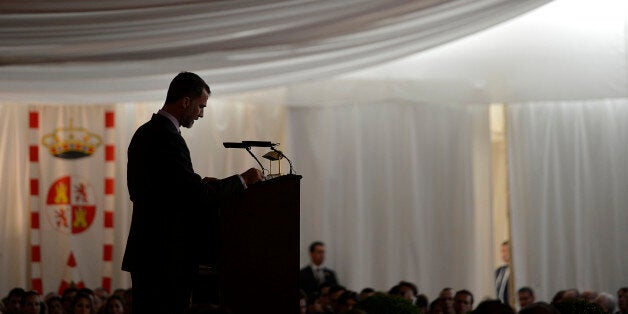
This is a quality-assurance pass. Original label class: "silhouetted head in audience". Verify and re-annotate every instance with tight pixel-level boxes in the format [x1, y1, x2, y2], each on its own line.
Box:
[595, 292, 616, 314]
[307, 292, 324, 313]
[580, 290, 598, 303]
[551, 290, 566, 305]
[359, 288, 375, 301]
[329, 285, 347, 312]
[318, 282, 333, 311]
[617, 287, 628, 313]
[562, 288, 580, 301]
[46, 295, 65, 314]
[518, 302, 559, 314]
[5, 287, 25, 314]
[93, 287, 108, 312]
[428, 297, 447, 314]
[72, 292, 94, 314]
[21, 290, 42, 314]
[336, 291, 358, 312]
[398, 281, 418, 303]
[416, 294, 429, 312]
[454, 289, 474, 314]
[62, 287, 78, 313]
[439, 287, 456, 312]
[104, 295, 125, 314]
[518, 287, 536, 309]
[472, 299, 514, 314]
[299, 289, 307, 314]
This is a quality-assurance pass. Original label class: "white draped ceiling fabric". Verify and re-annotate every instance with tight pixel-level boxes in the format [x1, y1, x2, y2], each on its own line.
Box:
[1, 0, 550, 103]
[3, 0, 628, 306]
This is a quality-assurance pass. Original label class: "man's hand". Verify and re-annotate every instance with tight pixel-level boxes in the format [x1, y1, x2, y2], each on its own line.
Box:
[240, 168, 264, 185]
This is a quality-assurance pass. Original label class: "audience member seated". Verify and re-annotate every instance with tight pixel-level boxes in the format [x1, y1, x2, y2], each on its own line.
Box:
[46, 295, 65, 314]
[62, 287, 79, 314]
[4, 287, 25, 314]
[518, 286, 535, 309]
[439, 287, 456, 313]
[103, 294, 126, 314]
[329, 285, 347, 312]
[336, 291, 358, 313]
[594, 292, 616, 314]
[518, 302, 559, 314]
[72, 292, 94, 314]
[471, 299, 514, 314]
[416, 294, 429, 313]
[306, 293, 324, 313]
[580, 290, 598, 303]
[21, 290, 42, 314]
[358, 288, 375, 301]
[454, 289, 474, 314]
[618, 287, 628, 314]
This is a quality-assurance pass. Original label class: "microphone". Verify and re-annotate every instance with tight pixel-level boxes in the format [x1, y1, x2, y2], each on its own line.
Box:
[241, 141, 277, 148]
[222, 141, 267, 175]
[223, 142, 249, 149]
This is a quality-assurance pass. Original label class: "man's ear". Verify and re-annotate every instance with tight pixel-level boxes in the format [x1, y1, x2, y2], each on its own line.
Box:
[181, 96, 191, 109]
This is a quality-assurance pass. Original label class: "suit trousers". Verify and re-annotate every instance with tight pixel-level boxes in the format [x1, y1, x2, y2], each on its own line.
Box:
[131, 266, 195, 314]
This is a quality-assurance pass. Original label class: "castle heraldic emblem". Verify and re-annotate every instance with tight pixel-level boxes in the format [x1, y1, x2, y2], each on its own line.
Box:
[45, 175, 97, 234]
[41, 118, 102, 159]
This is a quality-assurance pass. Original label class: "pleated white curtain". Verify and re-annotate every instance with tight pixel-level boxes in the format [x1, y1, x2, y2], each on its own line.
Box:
[508, 99, 628, 302]
[288, 96, 494, 299]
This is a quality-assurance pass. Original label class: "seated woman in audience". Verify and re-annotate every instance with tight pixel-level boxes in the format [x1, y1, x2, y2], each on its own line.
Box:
[102, 295, 125, 314]
[72, 292, 94, 314]
[21, 291, 42, 314]
[46, 295, 65, 314]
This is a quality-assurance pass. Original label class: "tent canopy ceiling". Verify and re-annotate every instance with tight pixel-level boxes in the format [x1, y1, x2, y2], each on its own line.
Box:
[0, 0, 555, 104]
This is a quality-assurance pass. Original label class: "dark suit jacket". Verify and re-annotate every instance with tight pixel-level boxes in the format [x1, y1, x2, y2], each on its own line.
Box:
[495, 265, 510, 303]
[122, 113, 244, 273]
[299, 265, 338, 296]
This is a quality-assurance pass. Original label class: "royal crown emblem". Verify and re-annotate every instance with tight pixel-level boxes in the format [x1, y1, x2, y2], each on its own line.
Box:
[42, 118, 102, 159]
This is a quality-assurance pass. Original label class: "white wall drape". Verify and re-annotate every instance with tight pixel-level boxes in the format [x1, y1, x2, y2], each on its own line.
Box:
[508, 99, 628, 302]
[0, 0, 551, 103]
[286, 81, 495, 299]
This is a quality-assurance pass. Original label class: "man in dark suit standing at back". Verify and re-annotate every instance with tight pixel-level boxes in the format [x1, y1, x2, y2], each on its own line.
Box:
[495, 240, 511, 304]
[299, 241, 339, 296]
[122, 72, 263, 314]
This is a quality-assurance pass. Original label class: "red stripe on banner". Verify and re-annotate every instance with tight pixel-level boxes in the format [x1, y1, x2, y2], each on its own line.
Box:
[29, 145, 39, 162]
[30, 179, 39, 196]
[104, 211, 114, 228]
[102, 277, 112, 293]
[105, 111, 115, 128]
[68, 252, 77, 267]
[105, 145, 115, 161]
[105, 178, 114, 195]
[32, 245, 41, 262]
[104, 245, 113, 261]
[31, 212, 40, 229]
[29, 111, 39, 128]
[32, 278, 43, 294]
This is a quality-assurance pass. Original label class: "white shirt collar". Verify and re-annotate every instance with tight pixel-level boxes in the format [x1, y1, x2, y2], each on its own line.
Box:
[158, 109, 180, 131]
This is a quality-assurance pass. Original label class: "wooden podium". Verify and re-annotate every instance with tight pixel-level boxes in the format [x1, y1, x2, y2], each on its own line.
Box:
[194, 174, 301, 313]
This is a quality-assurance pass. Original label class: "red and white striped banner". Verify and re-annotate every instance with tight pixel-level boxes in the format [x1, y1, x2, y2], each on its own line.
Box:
[29, 106, 115, 294]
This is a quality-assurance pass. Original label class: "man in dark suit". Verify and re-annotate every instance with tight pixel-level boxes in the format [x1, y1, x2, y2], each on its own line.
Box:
[122, 72, 263, 314]
[299, 241, 339, 297]
[495, 240, 511, 304]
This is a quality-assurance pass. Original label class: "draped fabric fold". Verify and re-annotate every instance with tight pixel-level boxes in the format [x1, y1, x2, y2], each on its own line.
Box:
[0, 0, 551, 103]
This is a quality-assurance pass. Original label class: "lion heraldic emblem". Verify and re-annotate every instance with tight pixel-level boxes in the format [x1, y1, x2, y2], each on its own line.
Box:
[45, 176, 97, 234]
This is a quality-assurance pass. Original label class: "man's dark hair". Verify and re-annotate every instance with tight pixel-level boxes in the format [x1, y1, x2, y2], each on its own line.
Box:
[519, 286, 535, 296]
[338, 291, 358, 306]
[398, 280, 418, 296]
[618, 287, 628, 293]
[165, 72, 210, 104]
[455, 289, 474, 305]
[360, 287, 375, 294]
[472, 299, 514, 314]
[309, 241, 324, 252]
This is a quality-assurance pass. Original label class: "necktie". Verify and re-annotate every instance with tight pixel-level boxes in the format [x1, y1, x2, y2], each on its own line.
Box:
[317, 267, 325, 284]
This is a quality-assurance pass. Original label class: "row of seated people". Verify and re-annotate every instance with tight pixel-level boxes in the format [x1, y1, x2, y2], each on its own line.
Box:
[298, 283, 628, 314]
[1, 286, 130, 314]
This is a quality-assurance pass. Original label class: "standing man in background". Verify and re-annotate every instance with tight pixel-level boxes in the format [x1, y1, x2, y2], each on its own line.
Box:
[122, 72, 263, 314]
[496, 240, 511, 304]
[299, 241, 339, 297]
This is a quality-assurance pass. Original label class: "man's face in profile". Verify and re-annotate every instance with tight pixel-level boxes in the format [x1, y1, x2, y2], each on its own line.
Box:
[181, 89, 209, 128]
